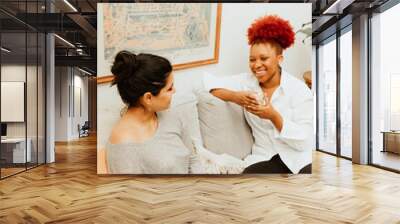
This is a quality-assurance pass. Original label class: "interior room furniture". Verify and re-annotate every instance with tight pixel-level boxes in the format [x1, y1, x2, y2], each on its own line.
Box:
[381, 131, 400, 154]
[0, 138, 32, 164]
[78, 121, 90, 138]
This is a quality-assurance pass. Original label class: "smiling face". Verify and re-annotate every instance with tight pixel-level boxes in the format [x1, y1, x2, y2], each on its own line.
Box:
[249, 41, 283, 84]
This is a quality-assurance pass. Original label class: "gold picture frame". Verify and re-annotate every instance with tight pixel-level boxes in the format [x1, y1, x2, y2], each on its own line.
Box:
[97, 3, 222, 84]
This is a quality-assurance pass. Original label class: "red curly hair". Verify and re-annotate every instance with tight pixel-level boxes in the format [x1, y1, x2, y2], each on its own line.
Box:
[247, 15, 295, 50]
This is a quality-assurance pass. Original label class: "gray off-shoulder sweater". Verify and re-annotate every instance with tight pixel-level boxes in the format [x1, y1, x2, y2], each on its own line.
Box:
[105, 112, 191, 174]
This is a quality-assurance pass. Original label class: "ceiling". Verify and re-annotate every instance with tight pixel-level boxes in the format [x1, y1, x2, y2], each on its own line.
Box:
[0, 0, 394, 75]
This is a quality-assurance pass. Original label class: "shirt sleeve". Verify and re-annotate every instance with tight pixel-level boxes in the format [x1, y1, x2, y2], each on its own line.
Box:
[203, 72, 248, 92]
[274, 86, 314, 152]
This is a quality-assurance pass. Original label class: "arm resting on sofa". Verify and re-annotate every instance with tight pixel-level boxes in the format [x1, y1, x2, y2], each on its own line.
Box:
[211, 89, 259, 108]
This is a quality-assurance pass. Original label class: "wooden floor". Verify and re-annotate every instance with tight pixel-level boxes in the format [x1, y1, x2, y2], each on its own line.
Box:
[1, 167, 26, 178]
[373, 150, 400, 171]
[1, 135, 400, 223]
[1, 163, 44, 178]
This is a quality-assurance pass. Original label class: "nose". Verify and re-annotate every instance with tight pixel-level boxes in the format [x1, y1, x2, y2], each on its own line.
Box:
[172, 86, 176, 94]
[254, 60, 262, 69]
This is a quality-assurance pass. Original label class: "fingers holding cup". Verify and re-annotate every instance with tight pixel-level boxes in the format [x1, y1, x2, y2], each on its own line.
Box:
[245, 94, 259, 107]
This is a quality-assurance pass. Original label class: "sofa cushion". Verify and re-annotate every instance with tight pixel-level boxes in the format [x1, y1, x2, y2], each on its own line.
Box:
[196, 91, 254, 159]
[160, 98, 203, 152]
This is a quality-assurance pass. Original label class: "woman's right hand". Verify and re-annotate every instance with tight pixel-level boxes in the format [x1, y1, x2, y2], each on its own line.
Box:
[232, 91, 260, 108]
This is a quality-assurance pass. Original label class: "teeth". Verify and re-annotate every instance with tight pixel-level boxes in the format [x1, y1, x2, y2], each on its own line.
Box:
[255, 71, 266, 76]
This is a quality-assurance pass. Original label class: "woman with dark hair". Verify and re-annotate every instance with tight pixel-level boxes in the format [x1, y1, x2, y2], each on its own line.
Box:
[204, 15, 313, 174]
[99, 51, 245, 174]
[103, 51, 191, 174]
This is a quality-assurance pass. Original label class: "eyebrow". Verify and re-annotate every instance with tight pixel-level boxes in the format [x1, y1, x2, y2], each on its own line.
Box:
[249, 54, 269, 58]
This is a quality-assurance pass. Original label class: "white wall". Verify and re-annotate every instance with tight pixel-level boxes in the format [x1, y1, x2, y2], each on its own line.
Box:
[97, 3, 312, 149]
[55, 67, 69, 141]
[54, 67, 89, 141]
[72, 73, 89, 138]
[1, 65, 26, 138]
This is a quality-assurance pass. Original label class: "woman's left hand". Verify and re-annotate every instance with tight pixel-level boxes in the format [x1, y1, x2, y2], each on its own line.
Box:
[245, 102, 277, 120]
[244, 92, 283, 132]
[244, 92, 277, 120]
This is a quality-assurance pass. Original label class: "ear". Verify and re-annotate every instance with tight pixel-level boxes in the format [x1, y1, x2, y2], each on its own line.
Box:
[277, 54, 284, 64]
[142, 92, 153, 105]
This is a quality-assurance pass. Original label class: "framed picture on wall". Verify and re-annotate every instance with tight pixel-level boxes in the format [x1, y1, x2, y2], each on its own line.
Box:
[1, 81, 25, 122]
[96, 3, 313, 175]
[97, 3, 222, 84]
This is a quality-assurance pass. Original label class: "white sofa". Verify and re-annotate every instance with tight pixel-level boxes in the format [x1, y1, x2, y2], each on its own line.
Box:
[165, 90, 254, 160]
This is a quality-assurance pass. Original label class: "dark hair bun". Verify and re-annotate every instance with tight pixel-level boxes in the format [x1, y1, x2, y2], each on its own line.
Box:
[110, 50, 173, 108]
[111, 51, 138, 85]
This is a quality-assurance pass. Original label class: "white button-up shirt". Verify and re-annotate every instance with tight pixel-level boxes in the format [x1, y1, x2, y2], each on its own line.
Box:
[203, 70, 314, 174]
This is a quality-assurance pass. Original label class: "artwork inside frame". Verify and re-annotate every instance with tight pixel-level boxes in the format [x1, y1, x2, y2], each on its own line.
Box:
[97, 3, 313, 175]
[97, 3, 222, 84]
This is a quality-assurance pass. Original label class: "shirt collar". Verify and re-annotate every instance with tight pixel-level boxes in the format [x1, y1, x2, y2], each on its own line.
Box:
[250, 69, 291, 94]
[278, 69, 291, 94]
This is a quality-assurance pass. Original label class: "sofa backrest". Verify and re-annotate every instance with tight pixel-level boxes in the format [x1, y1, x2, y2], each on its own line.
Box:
[196, 91, 254, 159]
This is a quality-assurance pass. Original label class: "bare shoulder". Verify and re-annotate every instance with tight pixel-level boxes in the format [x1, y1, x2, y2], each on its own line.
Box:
[108, 120, 137, 144]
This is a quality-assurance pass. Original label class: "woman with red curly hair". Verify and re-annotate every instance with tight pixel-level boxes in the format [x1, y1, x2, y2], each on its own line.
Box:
[204, 15, 313, 174]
